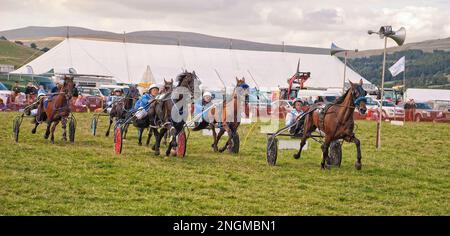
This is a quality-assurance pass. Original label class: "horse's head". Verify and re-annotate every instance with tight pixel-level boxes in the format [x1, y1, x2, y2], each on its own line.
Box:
[234, 76, 250, 97]
[163, 78, 174, 93]
[349, 79, 367, 115]
[62, 76, 75, 98]
[176, 70, 202, 98]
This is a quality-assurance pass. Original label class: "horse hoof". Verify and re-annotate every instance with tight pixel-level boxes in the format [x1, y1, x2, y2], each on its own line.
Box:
[171, 150, 177, 157]
[321, 164, 331, 170]
[151, 145, 156, 151]
[44, 135, 49, 139]
[105, 133, 109, 137]
[62, 137, 67, 141]
[138, 142, 142, 146]
[31, 129, 36, 134]
[51, 140, 54, 144]
[154, 150, 160, 156]
[293, 153, 300, 159]
[355, 162, 362, 170]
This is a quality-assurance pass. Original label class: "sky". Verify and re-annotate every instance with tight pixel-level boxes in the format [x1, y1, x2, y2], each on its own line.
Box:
[1, 0, 449, 50]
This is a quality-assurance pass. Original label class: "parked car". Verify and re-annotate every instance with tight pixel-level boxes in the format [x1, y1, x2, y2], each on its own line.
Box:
[399, 102, 445, 122]
[75, 86, 105, 112]
[366, 97, 405, 120]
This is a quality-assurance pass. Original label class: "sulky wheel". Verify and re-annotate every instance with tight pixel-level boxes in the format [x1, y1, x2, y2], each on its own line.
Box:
[176, 130, 187, 157]
[91, 116, 98, 136]
[266, 136, 278, 166]
[68, 116, 76, 143]
[114, 126, 123, 154]
[328, 140, 342, 167]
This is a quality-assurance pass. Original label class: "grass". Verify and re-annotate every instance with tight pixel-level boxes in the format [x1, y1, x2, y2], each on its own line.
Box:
[0, 40, 42, 68]
[0, 112, 449, 215]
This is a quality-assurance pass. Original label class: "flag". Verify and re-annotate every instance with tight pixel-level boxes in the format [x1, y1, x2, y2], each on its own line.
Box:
[389, 56, 405, 77]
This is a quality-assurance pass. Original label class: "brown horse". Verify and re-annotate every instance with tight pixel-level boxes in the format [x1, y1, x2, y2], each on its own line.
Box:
[32, 76, 75, 143]
[202, 77, 249, 153]
[160, 78, 174, 94]
[148, 71, 201, 156]
[294, 79, 367, 170]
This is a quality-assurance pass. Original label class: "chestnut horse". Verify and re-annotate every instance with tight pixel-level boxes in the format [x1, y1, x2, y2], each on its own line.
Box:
[32, 76, 75, 143]
[202, 77, 249, 153]
[294, 79, 367, 170]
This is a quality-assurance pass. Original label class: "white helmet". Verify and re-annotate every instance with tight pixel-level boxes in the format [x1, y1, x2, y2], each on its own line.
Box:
[203, 91, 212, 98]
[148, 84, 159, 91]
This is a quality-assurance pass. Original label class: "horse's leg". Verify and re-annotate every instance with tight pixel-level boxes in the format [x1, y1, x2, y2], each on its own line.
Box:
[293, 136, 309, 159]
[137, 128, 143, 146]
[32, 122, 40, 134]
[215, 128, 226, 153]
[153, 128, 163, 156]
[163, 131, 168, 146]
[210, 125, 218, 152]
[294, 118, 316, 159]
[105, 117, 113, 137]
[219, 127, 232, 153]
[347, 134, 362, 170]
[146, 127, 152, 146]
[44, 121, 51, 139]
[165, 128, 176, 156]
[320, 137, 332, 170]
[61, 117, 67, 141]
[50, 120, 60, 144]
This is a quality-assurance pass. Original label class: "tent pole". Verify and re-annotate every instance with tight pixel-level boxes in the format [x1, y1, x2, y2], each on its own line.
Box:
[343, 52, 348, 94]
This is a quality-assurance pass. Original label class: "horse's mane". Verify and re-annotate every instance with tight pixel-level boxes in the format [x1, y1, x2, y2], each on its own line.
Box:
[176, 72, 193, 86]
[334, 87, 352, 104]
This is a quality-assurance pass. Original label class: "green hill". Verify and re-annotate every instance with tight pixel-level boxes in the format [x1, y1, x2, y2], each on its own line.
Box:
[347, 49, 450, 89]
[0, 39, 43, 69]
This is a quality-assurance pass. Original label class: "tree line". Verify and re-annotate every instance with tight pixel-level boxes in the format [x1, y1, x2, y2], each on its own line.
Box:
[346, 49, 450, 89]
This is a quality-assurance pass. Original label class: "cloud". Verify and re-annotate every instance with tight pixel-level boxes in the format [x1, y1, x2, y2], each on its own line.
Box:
[0, 0, 449, 50]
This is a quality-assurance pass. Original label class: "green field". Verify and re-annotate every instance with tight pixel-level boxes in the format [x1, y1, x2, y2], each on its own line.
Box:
[0, 112, 449, 215]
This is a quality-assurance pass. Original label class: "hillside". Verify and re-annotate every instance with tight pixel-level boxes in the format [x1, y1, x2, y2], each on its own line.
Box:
[0, 39, 43, 69]
[347, 37, 450, 58]
[0, 26, 329, 54]
[347, 49, 450, 89]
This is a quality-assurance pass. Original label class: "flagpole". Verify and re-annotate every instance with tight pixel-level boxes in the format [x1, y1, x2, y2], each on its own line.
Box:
[376, 36, 387, 150]
[403, 62, 406, 122]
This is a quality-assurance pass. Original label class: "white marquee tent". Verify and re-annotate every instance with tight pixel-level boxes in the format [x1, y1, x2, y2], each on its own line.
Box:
[13, 38, 373, 90]
[405, 88, 450, 102]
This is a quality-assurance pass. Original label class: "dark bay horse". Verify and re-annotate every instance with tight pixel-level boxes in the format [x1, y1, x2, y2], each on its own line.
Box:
[294, 79, 367, 170]
[32, 76, 75, 143]
[196, 77, 249, 153]
[133, 79, 174, 146]
[105, 90, 137, 137]
[148, 71, 201, 156]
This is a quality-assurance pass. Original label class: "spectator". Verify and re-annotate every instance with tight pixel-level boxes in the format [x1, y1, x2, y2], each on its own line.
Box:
[0, 98, 6, 111]
[37, 85, 46, 95]
[25, 82, 37, 104]
[74, 94, 87, 112]
[11, 81, 20, 94]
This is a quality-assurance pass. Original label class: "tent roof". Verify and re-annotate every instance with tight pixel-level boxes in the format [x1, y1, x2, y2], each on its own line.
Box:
[14, 38, 373, 90]
[405, 88, 450, 102]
